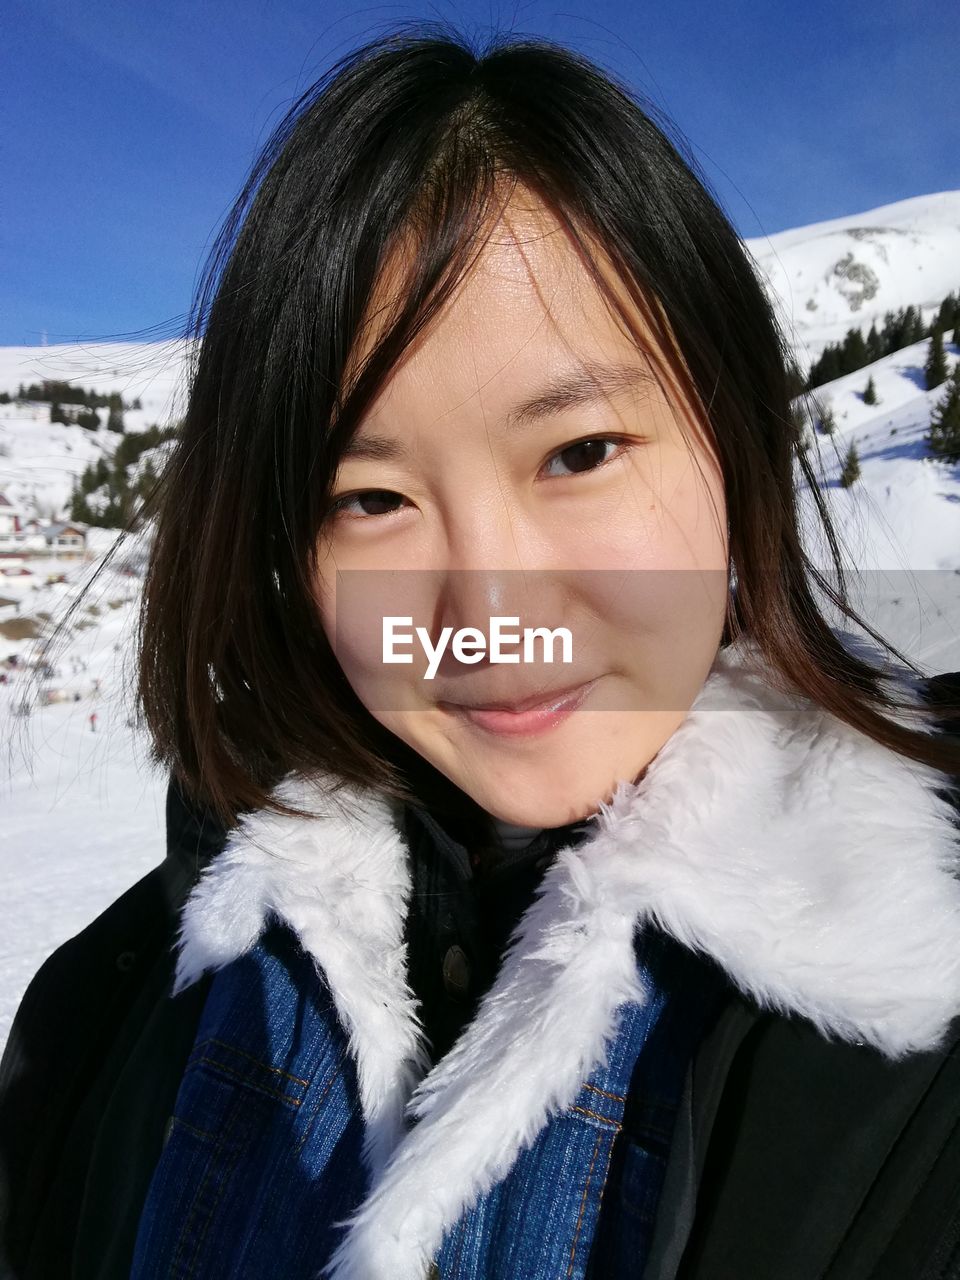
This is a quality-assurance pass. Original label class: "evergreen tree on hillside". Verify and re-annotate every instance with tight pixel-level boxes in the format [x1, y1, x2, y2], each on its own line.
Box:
[839, 441, 861, 488]
[106, 407, 125, 433]
[69, 485, 94, 524]
[807, 345, 841, 388]
[865, 323, 882, 364]
[908, 306, 926, 343]
[818, 404, 837, 434]
[925, 329, 948, 390]
[953, 323, 960, 350]
[862, 376, 878, 406]
[927, 363, 960, 464]
[50, 402, 71, 425]
[842, 328, 868, 371]
[67, 422, 179, 529]
[884, 308, 910, 352]
[936, 293, 959, 334]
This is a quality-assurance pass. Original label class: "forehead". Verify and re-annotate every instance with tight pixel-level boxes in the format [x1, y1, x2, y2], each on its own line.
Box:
[345, 190, 678, 425]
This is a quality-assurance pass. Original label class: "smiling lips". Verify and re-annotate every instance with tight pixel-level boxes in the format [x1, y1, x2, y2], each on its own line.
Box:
[440, 678, 599, 737]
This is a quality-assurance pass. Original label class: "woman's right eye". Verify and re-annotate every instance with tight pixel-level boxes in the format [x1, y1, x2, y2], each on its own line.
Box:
[326, 489, 407, 520]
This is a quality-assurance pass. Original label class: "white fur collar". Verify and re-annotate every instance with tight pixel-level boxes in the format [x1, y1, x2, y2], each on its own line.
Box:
[171, 631, 960, 1280]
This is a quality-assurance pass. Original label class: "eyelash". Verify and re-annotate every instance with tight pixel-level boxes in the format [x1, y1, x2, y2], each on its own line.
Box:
[324, 434, 637, 522]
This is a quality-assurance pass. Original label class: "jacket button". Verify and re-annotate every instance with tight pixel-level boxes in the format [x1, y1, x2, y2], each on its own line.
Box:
[115, 950, 136, 972]
[442, 945, 471, 999]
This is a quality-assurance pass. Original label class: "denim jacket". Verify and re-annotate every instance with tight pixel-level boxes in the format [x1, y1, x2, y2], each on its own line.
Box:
[131, 916, 730, 1279]
[129, 633, 960, 1280]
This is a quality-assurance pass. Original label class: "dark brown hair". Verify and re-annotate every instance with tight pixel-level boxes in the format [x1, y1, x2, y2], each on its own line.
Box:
[134, 22, 960, 827]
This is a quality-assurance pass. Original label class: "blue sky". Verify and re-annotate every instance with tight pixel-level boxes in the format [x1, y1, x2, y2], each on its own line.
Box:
[4, 0, 957, 347]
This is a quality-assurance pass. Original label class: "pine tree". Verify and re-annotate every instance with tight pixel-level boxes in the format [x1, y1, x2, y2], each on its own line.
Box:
[69, 483, 94, 524]
[863, 376, 879, 406]
[925, 330, 949, 390]
[818, 404, 837, 434]
[50, 401, 71, 425]
[953, 323, 960, 351]
[927, 363, 960, 464]
[839, 441, 861, 487]
[936, 293, 958, 334]
[106, 407, 125, 433]
[807, 344, 842, 389]
[841, 328, 868, 374]
[865, 323, 883, 363]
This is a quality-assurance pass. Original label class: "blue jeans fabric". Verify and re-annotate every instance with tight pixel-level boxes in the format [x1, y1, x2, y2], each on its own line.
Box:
[131, 918, 730, 1278]
[433, 926, 731, 1278]
[130, 923, 369, 1277]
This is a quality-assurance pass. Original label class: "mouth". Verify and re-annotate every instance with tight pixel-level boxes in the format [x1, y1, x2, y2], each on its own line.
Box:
[437, 678, 600, 738]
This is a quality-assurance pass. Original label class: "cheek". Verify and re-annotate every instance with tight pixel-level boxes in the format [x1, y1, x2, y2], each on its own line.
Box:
[570, 452, 727, 658]
[655, 458, 728, 571]
[549, 443, 727, 574]
[314, 568, 438, 694]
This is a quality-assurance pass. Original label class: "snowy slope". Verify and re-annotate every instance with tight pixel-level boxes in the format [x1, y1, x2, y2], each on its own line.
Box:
[796, 337, 960, 677]
[1, 552, 163, 1048]
[0, 339, 191, 519]
[1, 196, 960, 1055]
[744, 189, 960, 369]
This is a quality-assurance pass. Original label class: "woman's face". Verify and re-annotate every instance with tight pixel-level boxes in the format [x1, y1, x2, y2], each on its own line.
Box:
[314, 194, 729, 828]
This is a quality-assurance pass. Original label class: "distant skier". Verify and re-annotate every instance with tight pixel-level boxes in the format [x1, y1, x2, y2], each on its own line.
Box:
[89, 711, 97, 733]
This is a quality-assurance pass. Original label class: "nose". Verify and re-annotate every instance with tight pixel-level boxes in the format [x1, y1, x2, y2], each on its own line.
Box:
[433, 489, 556, 642]
[438, 568, 529, 638]
[415, 474, 572, 685]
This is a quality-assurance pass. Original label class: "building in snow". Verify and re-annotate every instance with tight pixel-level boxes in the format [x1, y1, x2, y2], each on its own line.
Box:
[42, 522, 87, 557]
[0, 493, 88, 558]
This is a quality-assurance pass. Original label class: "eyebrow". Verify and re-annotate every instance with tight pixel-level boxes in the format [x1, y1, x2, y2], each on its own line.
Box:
[340, 358, 656, 462]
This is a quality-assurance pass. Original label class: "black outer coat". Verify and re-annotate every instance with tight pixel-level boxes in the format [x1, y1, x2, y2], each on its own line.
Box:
[0, 672, 958, 1280]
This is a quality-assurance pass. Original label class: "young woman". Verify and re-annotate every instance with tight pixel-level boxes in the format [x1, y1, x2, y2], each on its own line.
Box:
[3, 24, 960, 1280]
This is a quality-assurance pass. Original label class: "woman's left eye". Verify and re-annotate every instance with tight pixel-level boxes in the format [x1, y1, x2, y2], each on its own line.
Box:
[540, 437, 629, 479]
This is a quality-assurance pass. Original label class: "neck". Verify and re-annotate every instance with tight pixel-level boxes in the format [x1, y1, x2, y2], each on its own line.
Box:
[488, 814, 543, 852]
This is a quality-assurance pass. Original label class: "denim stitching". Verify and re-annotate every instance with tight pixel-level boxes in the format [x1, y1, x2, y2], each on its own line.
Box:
[171, 1088, 250, 1280]
[568, 1105, 623, 1129]
[189, 1055, 304, 1106]
[250, 1052, 349, 1262]
[188, 1036, 311, 1087]
[582, 1083, 626, 1103]
[182, 1108, 255, 1280]
[293, 1049, 346, 1158]
[566, 1128, 606, 1278]
[168, 1116, 218, 1142]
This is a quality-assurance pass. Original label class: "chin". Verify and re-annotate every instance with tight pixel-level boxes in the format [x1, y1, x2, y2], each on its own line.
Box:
[469, 772, 617, 831]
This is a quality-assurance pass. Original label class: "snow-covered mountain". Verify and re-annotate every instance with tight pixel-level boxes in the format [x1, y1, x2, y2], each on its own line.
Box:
[744, 189, 960, 368]
[1, 192, 959, 1051]
[0, 339, 191, 521]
